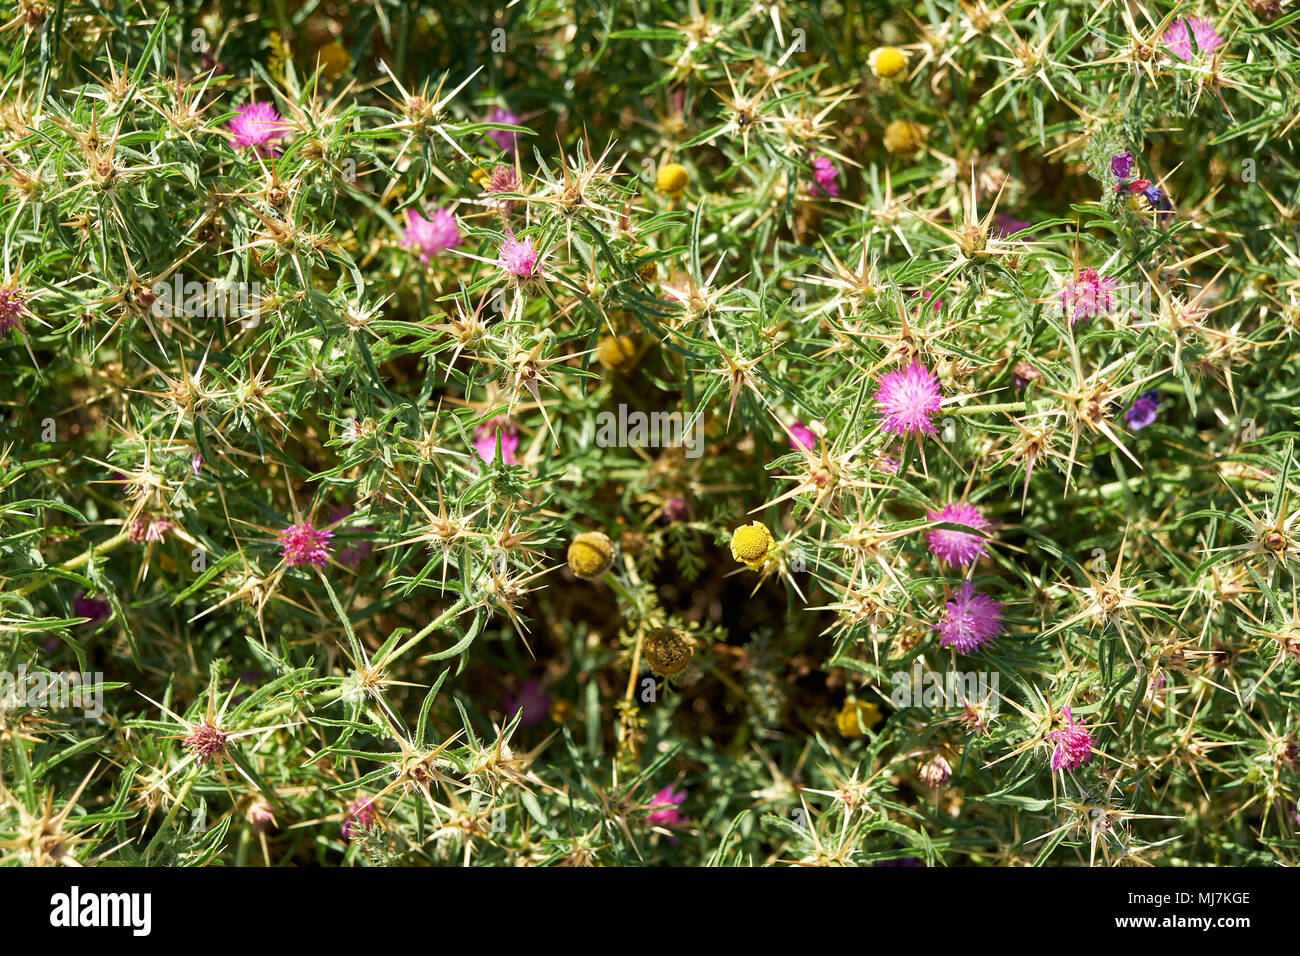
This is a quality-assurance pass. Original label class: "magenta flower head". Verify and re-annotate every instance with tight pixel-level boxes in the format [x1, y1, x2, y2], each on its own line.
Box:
[484, 107, 523, 155]
[227, 101, 289, 156]
[808, 153, 840, 198]
[278, 521, 333, 567]
[503, 679, 551, 728]
[925, 501, 991, 568]
[473, 416, 520, 465]
[933, 582, 1004, 654]
[400, 207, 461, 265]
[1047, 707, 1095, 772]
[1059, 268, 1118, 324]
[788, 420, 817, 450]
[0, 286, 27, 333]
[994, 213, 1030, 239]
[1164, 18, 1223, 63]
[341, 795, 376, 840]
[182, 723, 227, 765]
[873, 362, 943, 437]
[646, 785, 688, 829]
[498, 233, 542, 279]
[1110, 151, 1134, 181]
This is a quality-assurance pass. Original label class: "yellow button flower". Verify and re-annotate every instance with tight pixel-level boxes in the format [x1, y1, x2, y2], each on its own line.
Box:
[597, 334, 638, 373]
[882, 119, 927, 156]
[729, 522, 775, 570]
[644, 626, 695, 677]
[655, 162, 689, 197]
[567, 531, 614, 579]
[869, 46, 907, 79]
[836, 699, 883, 737]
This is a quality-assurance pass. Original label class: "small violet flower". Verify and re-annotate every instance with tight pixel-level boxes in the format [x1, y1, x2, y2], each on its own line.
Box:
[485, 107, 523, 155]
[646, 785, 688, 830]
[400, 207, 461, 265]
[788, 420, 817, 450]
[808, 154, 840, 198]
[503, 679, 551, 728]
[1059, 268, 1118, 324]
[498, 234, 542, 278]
[933, 582, 1004, 654]
[925, 501, 991, 569]
[1125, 389, 1160, 431]
[1164, 18, 1223, 63]
[1047, 706, 1095, 772]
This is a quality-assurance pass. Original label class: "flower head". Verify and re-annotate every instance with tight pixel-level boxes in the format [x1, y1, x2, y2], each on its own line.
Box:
[808, 154, 840, 198]
[994, 213, 1030, 239]
[918, 754, 952, 789]
[182, 723, 227, 765]
[646, 785, 688, 829]
[1110, 151, 1135, 180]
[498, 234, 542, 278]
[873, 362, 943, 437]
[656, 162, 690, 197]
[1164, 18, 1223, 62]
[933, 582, 1004, 654]
[869, 46, 908, 79]
[400, 207, 461, 264]
[473, 417, 520, 464]
[567, 531, 615, 579]
[644, 626, 695, 677]
[1125, 389, 1160, 430]
[485, 107, 523, 154]
[1059, 268, 1118, 323]
[925, 502, 991, 568]
[836, 699, 882, 737]
[341, 795, 376, 840]
[788, 420, 817, 450]
[1047, 707, 1095, 772]
[503, 680, 551, 728]
[0, 286, 26, 333]
[278, 521, 333, 567]
[227, 101, 289, 156]
[730, 522, 776, 571]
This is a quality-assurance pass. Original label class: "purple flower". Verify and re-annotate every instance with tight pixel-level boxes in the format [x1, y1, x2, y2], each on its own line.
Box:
[341, 795, 376, 840]
[925, 502, 991, 569]
[994, 213, 1031, 238]
[1047, 706, 1095, 772]
[1110, 151, 1134, 180]
[503, 679, 551, 728]
[278, 521, 333, 567]
[1059, 268, 1118, 324]
[73, 593, 111, 626]
[498, 234, 542, 278]
[808, 154, 840, 198]
[1125, 389, 1159, 430]
[1164, 18, 1223, 63]
[400, 207, 461, 264]
[873, 363, 943, 437]
[227, 101, 289, 156]
[663, 496, 689, 522]
[788, 420, 817, 450]
[646, 785, 688, 829]
[473, 417, 520, 465]
[329, 506, 374, 567]
[933, 582, 1004, 654]
[0, 287, 26, 334]
[485, 107, 523, 155]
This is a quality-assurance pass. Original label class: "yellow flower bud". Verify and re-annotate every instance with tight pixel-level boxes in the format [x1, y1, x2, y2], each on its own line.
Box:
[597, 334, 638, 373]
[655, 162, 689, 197]
[568, 531, 614, 579]
[882, 119, 927, 156]
[644, 626, 695, 677]
[836, 699, 882, 737]
[315, 41, 351, 79]
[869, 46, 907, 79]
[729, 522, 776, 571]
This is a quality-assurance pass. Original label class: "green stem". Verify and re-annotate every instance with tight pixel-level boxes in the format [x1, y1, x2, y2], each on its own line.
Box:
[947, 402, 1030, 418]
[11, 530, 132, 598]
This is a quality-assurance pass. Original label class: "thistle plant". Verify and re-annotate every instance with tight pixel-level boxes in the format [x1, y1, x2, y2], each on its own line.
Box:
[1, 0, 1299, 870]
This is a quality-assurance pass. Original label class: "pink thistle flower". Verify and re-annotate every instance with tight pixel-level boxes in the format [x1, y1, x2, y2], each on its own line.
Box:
[873, 362, 943, 437]
[473, 417, 520, 465]
[498, 234, 542, 278]
[329, 506, 374, 567]
[646, 785, 688, 829]
[341, 795, 376, 840]
[933, 582, 1004, 654]
[788, 420, 817, 450]
[483, 164, 521, 213]
[278, 521, 333, 567]
[0, 287, 26, 333]
[918, 754, 952, 789]
[1059, 268, 1118, 324]
[925, 501, 991, 568]
[182, 723, 227, 765]
[1164, 18, 1223, 62]
[128, 517, 172, 543]
[191, 452, 202, 476]
[1047, 706, 1095, 772]
[808, 154, 840, 198]
[663, 496, 690, 522]
[227, 101, 289, 156]
[400, 207, 461, 265]
[484, 107, 523, 155]
[503, 679, 551, 728]
[994, 213, 1031, 238]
